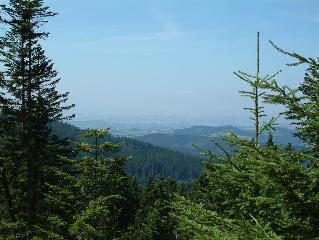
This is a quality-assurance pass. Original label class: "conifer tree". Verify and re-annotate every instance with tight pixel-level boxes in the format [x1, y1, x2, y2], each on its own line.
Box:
[173, 34, 319, 239]
[261, 42, 319, 155]
[0, 0, 74, 238]
[122, 177, 178, 240]
[172, 195, 281, 240]
[70, 129, 138, 240]
[0, 92, 17, 223]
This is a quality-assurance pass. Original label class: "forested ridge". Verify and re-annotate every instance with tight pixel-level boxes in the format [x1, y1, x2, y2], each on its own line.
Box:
[1, 1, 319, 240]
[50, 121, 203, 184]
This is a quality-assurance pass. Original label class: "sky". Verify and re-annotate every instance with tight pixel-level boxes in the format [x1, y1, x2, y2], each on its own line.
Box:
[43, 0, 319, 124]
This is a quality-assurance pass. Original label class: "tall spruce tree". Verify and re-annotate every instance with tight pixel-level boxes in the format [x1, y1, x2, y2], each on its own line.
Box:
[0, 0, 74, 238]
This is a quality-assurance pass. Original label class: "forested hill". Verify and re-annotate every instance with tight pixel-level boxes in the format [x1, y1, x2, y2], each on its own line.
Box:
[50, 122, 203, 184]
[137, 125, 302, 156]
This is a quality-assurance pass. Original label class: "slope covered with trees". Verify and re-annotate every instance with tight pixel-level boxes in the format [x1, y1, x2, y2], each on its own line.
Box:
[50, 121, 203, 184]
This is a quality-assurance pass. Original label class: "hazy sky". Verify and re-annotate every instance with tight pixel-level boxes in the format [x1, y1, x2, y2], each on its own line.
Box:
[44, 0, 319, 123]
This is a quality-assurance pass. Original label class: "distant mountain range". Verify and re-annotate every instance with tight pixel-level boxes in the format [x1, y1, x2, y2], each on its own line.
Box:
[136, 125, 303, 156]
[63, 121, 303, 182]
[71, 120, 303, 157]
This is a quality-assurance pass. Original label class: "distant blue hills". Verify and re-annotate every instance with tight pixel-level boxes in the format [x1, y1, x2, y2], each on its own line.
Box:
[71, 120, 303, 157]
[136, 125, 303, 157]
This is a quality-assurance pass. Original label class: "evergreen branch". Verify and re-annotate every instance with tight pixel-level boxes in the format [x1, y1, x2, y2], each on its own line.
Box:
[210, 137, 243, 172]
[269, 40, 311, 66]
[249, 214, 274, 240]
[258, 116, 279, 137]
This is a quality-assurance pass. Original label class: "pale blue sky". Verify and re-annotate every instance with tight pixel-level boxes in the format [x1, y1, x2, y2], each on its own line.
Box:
[44, 0, 319, 123]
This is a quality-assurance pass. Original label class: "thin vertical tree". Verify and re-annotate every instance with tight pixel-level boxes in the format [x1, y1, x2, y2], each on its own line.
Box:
[234, 32, 280, 145]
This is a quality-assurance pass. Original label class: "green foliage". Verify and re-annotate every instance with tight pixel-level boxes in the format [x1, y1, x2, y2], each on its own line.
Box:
[1, 1, 319, 239]
[193, 134, 319, 239]
[35, 157, 78, 239]
[172, 195, 281, 240]
[0, 0, 74, 238]
[122, 137, 202, 184]
[70, 129, 138, 240]
[50, 122, 203, 184]
[70, 195, 124, 240]
[262, 42, 319, 154]
[173, 36, 319, 240]
[121, 177, 178, 240]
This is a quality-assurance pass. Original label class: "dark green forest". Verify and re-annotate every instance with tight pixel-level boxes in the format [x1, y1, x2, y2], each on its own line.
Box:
[1, 1, 319, 240]
[50, 121, 202, 185]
